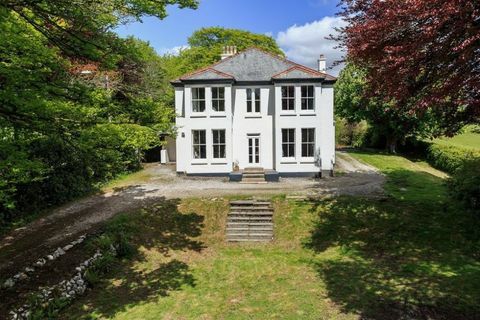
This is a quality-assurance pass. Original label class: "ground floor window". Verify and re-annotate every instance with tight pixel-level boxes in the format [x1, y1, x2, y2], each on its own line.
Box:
[212, 129, 226, 158]
[282, 128, 295, 158]
[192, 130, 206, 159]
[301, 128, 315, 157]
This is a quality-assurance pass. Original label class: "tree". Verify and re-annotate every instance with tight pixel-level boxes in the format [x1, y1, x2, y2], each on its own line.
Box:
[335, 63, 439, 152]
[0, 1, 197, 223]
[161, 27, 284, 80]
[335, 0, 480, 136]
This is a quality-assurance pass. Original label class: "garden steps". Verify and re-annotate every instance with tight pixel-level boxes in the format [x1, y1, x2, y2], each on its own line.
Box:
[226, 200, 274, 242]
[240, 168, 267, 184]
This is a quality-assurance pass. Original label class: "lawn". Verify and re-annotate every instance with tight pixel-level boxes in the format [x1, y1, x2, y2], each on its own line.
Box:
[432, 129, 480, 150]
[61, 151, 480, 320]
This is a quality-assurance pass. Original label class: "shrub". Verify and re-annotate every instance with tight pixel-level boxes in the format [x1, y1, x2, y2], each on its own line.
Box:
[335, 118, 368, 147]
[427, 144, 480, 174]
[447, 159, 480, 215]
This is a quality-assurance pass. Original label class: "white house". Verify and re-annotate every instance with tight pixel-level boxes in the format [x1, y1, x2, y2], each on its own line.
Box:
[170, 47, 336, 181]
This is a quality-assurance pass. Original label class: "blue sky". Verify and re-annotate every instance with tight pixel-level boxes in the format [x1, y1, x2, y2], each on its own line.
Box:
[116, 0, 345, 75]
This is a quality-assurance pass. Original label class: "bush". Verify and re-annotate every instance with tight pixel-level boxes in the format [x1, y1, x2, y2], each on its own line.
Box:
[427, 144, 480, 174]
[335, 118, 368, 147]
[447, 159, 480, 215]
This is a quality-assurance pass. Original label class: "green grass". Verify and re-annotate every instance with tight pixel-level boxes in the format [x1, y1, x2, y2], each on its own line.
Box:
[61, 152, 480, 319]
[432, 131, 480, 150]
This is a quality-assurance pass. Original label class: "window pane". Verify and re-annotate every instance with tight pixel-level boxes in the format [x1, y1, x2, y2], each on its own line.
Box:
[255, 88, 260, 100]
[255, 101, 260, 113]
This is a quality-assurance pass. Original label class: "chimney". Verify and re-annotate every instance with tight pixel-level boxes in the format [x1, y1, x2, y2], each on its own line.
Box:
[318, 54, 326, 72]
[221, 46, 237, 60]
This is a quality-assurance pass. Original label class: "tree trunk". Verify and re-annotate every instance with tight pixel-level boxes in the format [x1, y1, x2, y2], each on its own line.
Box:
[386, 136, 397, 154]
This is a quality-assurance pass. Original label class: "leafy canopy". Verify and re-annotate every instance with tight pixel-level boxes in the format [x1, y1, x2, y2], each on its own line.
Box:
[335, 0, 479, 135]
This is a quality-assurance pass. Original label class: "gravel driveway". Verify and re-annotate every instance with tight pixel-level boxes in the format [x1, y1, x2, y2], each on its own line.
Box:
[0, 151, 384, 276]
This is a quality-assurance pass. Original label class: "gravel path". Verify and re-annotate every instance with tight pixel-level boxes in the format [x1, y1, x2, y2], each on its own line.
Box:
[0, 152, 384, 277]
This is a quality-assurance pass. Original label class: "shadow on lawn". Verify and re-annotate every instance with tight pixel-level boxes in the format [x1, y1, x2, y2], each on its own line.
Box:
[305, 169, 480, 320]
[67, 198, 204, 319]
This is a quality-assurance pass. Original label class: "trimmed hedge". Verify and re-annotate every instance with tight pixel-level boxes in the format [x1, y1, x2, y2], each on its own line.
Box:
[426, 143, 480, 174]
[447, 159, 480, 215]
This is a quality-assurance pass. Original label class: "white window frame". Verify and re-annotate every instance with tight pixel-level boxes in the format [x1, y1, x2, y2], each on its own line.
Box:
[191, 87, 206, 113]
[281, 86, 295, 111]
[212, 129, 226, 160]
[301, 85, 315, 111]
[301, 128, 315, 159]
[212, 87, 225, 113]
[246, 88, 261, 114]
[281, 128, 296, 159]
[192, 130, 206, 160]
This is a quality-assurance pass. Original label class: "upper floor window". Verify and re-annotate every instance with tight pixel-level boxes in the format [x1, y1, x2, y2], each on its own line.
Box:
[282, 128, 295, 158]
[281, 86, 295, 111]
[192, 130, 206, 159]
[212, 87, 225, 112]
[247, 88, 261, 113]
[301, 86, 314, 110]
[192, 88, 206, 112]
[212, 129, 226, 159]
[301, 128, 315, 157]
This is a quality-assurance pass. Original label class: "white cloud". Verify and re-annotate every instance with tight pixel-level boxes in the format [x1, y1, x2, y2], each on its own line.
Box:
[276, 16, 346, 76]
[157, 45, 190, 56]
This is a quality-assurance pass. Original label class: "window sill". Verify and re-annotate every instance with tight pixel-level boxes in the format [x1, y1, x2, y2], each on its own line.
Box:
[280, 112, 296, 116]
[300, 158, 315, 164]
[210, 113, 227, 118]
[280, 158, 297, 164]
[245, 114, 262, 118]
[191, 160, 208, 165]
[211, 160, 228, 165]
[190, 113, 207, 118]
[299, 111, 316, 116]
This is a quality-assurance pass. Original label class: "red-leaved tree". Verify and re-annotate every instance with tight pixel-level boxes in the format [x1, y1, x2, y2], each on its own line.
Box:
[335, 0, 480, 135]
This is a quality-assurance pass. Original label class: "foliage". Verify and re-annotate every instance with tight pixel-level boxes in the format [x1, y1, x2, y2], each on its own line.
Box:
[335, 117, 368, 147]
[426, 143, 480, 174]
[160, 27, 284, 81]
[0, 1, 193, 225]
[448, 159, 480, 214]
[335, 0, 479, 136]
[335, 63, 439, 152]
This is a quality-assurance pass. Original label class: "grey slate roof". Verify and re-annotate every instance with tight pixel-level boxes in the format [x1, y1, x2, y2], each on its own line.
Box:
[172, 47, 336, 84]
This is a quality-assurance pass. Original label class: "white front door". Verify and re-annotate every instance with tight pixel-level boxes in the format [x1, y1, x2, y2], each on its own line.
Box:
[248, 136, 260, 164]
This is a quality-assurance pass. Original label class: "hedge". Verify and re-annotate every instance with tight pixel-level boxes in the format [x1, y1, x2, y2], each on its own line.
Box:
[426, 143, 480, 174]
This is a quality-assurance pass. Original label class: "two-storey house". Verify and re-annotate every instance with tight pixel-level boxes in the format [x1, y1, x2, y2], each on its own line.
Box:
[170, 47, 336, 179]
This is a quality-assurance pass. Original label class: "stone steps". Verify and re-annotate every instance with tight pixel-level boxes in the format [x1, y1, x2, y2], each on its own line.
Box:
[241, 168, 267, 184]
[226, 200, 274, 242]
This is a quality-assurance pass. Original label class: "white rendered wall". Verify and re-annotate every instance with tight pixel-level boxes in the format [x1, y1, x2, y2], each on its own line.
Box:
[232, 86, 274, 170]
[175, 82, 335, 175]
[175, 84, 233, 174]
[274, 83, 335, 173]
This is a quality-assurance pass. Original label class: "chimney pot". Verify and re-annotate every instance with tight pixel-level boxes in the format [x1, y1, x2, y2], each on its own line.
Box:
[221, 46, 237, 60]
[318, 54, 326, 72]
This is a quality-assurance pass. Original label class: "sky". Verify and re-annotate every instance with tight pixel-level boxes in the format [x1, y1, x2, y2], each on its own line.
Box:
[116, 0, 346, 75]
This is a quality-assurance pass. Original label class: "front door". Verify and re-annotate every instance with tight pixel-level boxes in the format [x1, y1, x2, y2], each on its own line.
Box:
[248, 136, 260, 164]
